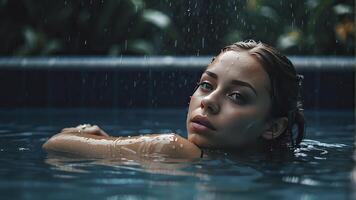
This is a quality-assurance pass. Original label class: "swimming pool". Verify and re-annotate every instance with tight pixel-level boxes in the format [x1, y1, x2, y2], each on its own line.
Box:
[0, 108, 353, 200]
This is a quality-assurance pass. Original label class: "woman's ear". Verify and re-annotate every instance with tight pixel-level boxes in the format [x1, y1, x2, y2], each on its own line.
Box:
[262, 117, 288, 140]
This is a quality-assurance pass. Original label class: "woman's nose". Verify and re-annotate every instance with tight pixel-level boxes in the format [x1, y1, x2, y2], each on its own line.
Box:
[200, 94, 220, 115]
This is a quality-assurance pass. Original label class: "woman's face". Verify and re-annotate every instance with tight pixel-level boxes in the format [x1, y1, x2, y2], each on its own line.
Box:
[186, 50, 272, 148]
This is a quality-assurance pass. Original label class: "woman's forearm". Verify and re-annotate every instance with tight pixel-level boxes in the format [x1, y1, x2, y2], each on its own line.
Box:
[42, 132, 202, 159]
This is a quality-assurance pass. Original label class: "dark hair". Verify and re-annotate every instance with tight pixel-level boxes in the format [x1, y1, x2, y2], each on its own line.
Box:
[222, 40, 305, 150]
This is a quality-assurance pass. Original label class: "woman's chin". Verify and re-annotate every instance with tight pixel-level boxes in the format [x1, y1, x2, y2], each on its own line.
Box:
[188, 133, 213, 148]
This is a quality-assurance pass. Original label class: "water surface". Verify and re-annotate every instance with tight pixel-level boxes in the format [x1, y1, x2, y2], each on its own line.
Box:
[0, 108, 353, 200]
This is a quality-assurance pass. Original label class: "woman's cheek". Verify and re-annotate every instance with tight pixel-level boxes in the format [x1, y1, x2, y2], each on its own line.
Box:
[237, 111, 267, 141]
[219, 109, 258, 139]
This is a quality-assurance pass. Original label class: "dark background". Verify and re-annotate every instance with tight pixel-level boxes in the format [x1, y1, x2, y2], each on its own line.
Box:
[0, 65, 354, 109]
[0, 0, 354, 56]
[0, 0, 354, 109]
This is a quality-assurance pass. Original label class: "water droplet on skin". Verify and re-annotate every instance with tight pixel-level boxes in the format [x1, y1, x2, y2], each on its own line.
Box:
[180, 144, 183, 148]
[172, 145, 176, 149]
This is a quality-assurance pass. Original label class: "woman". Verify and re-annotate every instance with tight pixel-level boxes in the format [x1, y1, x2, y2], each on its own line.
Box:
[42, 40, 305, 159]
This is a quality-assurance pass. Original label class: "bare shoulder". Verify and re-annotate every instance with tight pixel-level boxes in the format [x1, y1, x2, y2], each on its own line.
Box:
[152, 133, 202, 159]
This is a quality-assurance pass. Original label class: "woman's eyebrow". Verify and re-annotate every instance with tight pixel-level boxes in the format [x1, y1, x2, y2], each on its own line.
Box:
[231, 80, 258, 97]
[204, 70, 258, 96]
[204, 70, 218, 79]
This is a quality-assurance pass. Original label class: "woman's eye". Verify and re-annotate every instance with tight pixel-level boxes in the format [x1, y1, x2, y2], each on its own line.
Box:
[199, 82, 213, 91]
[228, 92, 247, 105]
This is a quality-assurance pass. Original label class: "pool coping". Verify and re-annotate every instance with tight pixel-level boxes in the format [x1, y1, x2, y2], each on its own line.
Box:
[0, 56, 354, 71]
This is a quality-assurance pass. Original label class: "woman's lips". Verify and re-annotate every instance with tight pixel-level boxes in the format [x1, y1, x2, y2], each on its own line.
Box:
[190, 115, 216, 133]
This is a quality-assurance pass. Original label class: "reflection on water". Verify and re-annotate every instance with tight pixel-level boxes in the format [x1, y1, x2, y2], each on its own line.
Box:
[44, 154, 200, 176]
[0, 108, 353, 199]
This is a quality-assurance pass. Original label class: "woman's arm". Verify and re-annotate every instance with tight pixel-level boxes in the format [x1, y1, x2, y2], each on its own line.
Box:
[42, 126, 202, 159]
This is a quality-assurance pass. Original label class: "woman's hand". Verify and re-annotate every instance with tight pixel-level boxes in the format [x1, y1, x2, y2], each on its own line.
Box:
[61, 124, 109, 137]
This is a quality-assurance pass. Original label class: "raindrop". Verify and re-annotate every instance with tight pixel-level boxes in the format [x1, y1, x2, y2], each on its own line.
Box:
[187, 27, 190, 32]
[174, 40, 178, 48]
[124, 40, 128, 51]
[201, 37, 205, 49]
[84, 40, 87, 46]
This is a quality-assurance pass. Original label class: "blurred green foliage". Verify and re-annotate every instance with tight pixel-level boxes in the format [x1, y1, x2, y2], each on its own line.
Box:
[0, 0, 354, 56]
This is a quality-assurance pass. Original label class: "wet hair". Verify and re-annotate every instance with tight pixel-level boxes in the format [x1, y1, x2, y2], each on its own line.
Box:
[222, 40, 305, 150]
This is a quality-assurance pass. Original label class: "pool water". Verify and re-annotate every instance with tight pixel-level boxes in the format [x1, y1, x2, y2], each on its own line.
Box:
[0, 108, 354, 200]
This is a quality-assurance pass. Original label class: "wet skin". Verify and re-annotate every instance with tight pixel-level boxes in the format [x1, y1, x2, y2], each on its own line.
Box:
[43, 132, 202, 159]
[186, 50, 275, 149]
[43, 50, 287, 159]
